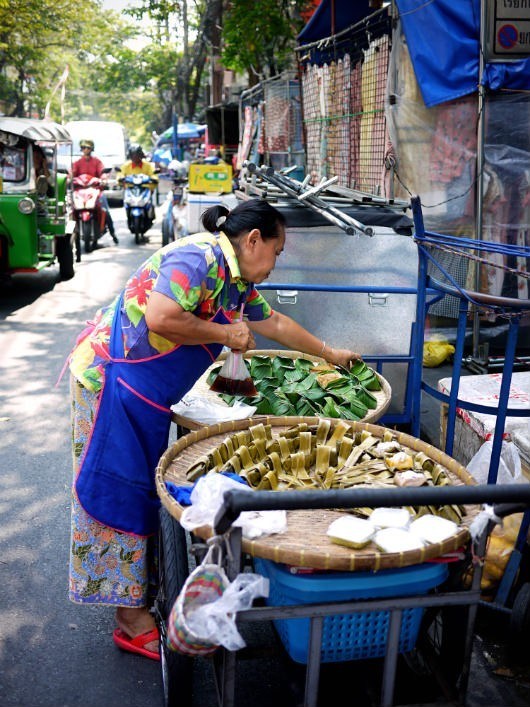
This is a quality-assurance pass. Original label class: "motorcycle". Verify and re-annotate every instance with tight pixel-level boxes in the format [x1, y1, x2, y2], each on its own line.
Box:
[161, 160, 188, 246]
[71, 173, 108, 253]
[122, 173, 157, 244]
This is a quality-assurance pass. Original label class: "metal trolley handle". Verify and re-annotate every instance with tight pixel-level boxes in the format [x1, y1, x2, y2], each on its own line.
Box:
[214, 484, 530, 535]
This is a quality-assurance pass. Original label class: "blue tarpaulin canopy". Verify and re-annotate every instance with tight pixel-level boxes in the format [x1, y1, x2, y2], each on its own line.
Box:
[395, 0, 530, 107]
[298, 0, 530, 107]
[297, 0, 373, 44]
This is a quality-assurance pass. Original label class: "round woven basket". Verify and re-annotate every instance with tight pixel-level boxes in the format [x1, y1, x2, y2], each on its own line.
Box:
[172, 349, 392, 430]
[156, 417, 479, 572]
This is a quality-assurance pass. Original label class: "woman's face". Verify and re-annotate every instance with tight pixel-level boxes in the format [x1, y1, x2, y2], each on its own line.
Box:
[237, 228, 285, 284]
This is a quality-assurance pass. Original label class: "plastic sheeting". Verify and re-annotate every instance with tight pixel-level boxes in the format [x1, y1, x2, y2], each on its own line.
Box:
[396, 0, 530, 108]
[386, 28, 530, 312]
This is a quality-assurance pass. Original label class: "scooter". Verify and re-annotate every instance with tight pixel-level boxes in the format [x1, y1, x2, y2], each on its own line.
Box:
[161, 160, 188, 246]
[72, 173, 108, 253]
[122, 173, 157, 244]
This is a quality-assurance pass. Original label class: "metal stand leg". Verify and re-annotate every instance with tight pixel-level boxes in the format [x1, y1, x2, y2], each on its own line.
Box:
[381, 609, 402, 706]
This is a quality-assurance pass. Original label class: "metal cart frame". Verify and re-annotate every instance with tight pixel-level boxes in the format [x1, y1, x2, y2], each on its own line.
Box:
[156, 485, 530, 707]
[410, 196, 530, 618]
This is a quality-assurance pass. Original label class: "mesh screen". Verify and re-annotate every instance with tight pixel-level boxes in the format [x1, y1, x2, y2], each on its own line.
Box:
[298, 9, 391, 193]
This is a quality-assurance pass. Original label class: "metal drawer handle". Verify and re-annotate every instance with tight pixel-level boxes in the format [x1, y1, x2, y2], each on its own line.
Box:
[277, 290, 298, 305]
[368, 293, 389, 306]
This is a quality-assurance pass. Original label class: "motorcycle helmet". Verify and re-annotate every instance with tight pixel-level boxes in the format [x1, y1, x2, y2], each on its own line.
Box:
[128, 144, 145, 160]
[80, 139, 94, 150]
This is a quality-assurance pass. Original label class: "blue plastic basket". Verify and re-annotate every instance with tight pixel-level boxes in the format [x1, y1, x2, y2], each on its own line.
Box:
[254, 558, 448, 664]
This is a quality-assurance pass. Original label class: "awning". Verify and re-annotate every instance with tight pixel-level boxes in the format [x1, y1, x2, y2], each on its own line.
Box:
[396, 0, 530, 107]
[297, 0, 373, 44]
[156, 123, 207, 146]
[0, 117, 72, 142]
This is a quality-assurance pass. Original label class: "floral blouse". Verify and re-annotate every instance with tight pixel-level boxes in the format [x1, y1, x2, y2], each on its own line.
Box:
[69, 232, 272, 392]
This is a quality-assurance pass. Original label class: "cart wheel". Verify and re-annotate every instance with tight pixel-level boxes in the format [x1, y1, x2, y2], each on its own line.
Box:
[156, 507, 192, 707]
[404, 605, 467, 693]
[510, 582, 530, 644]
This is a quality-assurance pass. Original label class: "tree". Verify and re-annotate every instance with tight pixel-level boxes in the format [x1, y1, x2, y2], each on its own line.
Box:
[0, 0, 116, 118]
[221, 0, 308, 86]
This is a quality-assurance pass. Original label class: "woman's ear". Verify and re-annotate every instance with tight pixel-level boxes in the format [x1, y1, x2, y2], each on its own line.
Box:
[244, 228, 261, 250]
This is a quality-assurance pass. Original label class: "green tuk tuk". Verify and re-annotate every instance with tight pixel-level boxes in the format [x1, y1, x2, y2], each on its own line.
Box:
[0, 118, 77, 282]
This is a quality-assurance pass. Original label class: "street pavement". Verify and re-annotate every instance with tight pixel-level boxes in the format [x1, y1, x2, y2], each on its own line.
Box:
[1, 205, 530, 706]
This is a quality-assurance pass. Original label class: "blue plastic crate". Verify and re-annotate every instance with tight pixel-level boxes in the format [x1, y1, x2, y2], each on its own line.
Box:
[254, 557, 448, 664]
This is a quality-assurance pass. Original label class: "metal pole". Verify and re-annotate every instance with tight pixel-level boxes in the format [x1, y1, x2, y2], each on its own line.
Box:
[473, 0, 488, 358]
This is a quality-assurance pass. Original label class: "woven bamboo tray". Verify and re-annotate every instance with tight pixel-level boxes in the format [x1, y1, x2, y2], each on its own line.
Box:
[172, 349, 392, 430]
[156, 416, 479, 571]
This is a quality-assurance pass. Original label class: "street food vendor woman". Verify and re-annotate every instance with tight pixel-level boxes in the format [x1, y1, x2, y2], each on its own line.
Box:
[67, 198, 362, 660]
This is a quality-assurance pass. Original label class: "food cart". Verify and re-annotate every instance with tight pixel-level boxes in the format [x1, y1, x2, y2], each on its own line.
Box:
[152, 169, 530, 706]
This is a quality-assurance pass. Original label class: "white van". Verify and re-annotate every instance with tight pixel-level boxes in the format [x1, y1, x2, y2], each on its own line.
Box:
[58, 120, 129, 203]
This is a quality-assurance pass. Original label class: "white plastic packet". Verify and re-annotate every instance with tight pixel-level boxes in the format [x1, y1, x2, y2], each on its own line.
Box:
[185, 572, 269, 650]
[327, 515, 375, 549]
[171, 393, 257, 425]
[374, 527, 424, 553]
[409, 514, 458, 544]
[369, 507, 411, 530]
[180, 473, 287, 539]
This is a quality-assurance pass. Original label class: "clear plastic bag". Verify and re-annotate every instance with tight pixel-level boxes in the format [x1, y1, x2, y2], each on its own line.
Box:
[167, 540, 269, 655]
[180, 473, 287, 539]
[171, 394, 257, 424]
[185, 572, 269, 650]
[467, 440, 523, 485]
[209, 351, 258, 397]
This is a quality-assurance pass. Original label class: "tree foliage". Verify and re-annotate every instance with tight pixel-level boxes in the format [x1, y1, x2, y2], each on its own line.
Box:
[0, 0, 308, 145]
[0, 0, 119, 117]
[222, 0, 307, 84]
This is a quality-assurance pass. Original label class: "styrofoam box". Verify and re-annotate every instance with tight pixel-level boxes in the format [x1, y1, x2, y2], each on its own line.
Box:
[254, 557, 448, 664]
[186, 192, 238, 234]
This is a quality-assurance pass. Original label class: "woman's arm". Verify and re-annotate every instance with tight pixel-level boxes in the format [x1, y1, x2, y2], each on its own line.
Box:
[248, 311, 361, 368]
[145, 291, 255, 351]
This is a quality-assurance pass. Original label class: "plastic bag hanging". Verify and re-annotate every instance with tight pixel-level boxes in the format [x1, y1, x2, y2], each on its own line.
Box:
[209, 303, 258, 397]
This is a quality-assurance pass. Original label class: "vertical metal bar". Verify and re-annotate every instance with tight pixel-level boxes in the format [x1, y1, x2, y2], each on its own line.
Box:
[220, 529, 242, 707]
[304, 616, 323, 707]
[221, 649, 237, 707]
[459, 524, 490, 701]
[411, 197, 427, 438]
[381, 609, 402, 707]
[472, 0, 488, 358]
[487, 317, 519, 483]
[444, 297, 469, 458]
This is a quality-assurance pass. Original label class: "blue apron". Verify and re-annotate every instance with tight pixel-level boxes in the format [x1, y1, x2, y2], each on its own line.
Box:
[75, 292, 232, 536]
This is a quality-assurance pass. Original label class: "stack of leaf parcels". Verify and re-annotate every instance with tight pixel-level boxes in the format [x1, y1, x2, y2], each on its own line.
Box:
[186, 420, 464, 523]
[205, 356, 381, 419]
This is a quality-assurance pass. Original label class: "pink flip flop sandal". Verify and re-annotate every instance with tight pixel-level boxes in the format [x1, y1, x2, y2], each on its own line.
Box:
[113, 627, 161, 661]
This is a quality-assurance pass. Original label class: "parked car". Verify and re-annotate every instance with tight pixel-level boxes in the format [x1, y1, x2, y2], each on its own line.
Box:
[0, 117, 77, 282]
[57, 120, 129, 204]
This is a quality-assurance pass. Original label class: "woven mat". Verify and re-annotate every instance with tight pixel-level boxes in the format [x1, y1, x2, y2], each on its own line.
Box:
[172, 349, 392, 430]
[156, 416, 479, 571]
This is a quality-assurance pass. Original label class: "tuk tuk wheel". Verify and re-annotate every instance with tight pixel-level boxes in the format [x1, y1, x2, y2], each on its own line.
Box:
[156, 507, 192, 707]
[56, 236, 75, 280]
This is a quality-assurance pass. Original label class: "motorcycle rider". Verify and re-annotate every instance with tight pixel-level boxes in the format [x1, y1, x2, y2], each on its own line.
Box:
[72, 139, 118, 245]
[119, 144, 158, 242]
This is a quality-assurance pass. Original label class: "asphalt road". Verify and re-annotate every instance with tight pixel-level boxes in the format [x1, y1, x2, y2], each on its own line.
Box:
[0, 207, 166, 707]
[1, 205, 530, 707]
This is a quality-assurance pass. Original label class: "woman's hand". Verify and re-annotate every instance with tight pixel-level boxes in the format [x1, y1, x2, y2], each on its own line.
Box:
[225, 322, 255, 352]
[323, 346, 362, 369]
